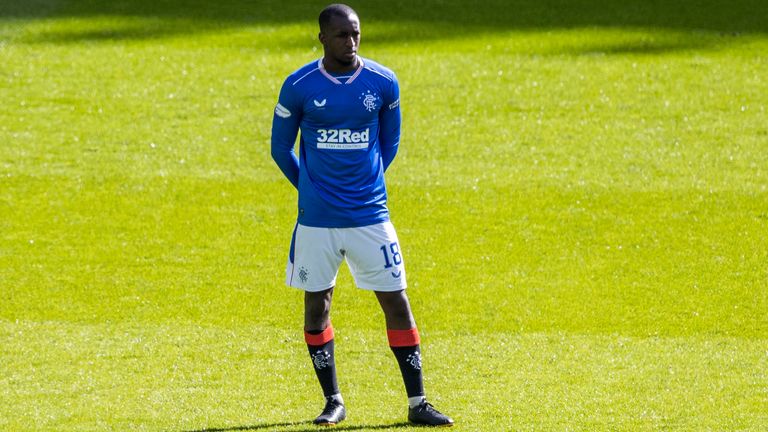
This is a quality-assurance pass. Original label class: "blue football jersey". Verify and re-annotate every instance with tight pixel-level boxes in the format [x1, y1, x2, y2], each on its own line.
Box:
[271, 57, 401, 228]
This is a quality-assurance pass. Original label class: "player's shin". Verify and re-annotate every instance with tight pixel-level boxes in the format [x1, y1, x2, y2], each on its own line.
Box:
[387, 327, 425, 406]
[305, 325, 341, 400]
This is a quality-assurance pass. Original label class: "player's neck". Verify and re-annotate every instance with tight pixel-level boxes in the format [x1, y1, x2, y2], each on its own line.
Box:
[322, 56, 360, 74]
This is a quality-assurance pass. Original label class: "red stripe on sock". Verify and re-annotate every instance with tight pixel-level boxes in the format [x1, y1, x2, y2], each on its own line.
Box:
[305, 325, 334, 346]
[387, 328, 420, 347]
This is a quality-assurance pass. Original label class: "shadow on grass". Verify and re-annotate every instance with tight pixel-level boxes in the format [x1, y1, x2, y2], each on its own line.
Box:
[186, 421, 413, 432]
[20, 19, 232, 44]
[1, 0, 765, 48]
[550, 35, 742, 56]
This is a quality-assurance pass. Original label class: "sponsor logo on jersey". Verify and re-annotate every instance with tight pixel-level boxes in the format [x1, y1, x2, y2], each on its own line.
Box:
[274, 103, 291, 118]
[359, 90, 381, 112]
[388, 98, 400, 110]
[313, 98, 327, 107]
[316, 128, 370, 150]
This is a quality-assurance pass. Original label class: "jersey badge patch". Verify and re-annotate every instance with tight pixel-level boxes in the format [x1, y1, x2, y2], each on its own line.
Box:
[275, 103, 291, 118]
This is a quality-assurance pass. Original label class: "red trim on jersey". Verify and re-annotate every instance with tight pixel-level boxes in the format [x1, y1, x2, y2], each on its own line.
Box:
[305, 325, 335, 346]
[387, 327, 420, 347]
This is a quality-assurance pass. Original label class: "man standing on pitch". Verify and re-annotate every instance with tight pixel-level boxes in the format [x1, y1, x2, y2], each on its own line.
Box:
[270, 3, 453, 427]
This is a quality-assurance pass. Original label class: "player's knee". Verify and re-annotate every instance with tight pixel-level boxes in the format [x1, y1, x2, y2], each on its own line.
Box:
[378, 296, 414, 327]
[306, 303, 329, 320]
[377, 290, 409, 309]
[305, 289, 333, 328]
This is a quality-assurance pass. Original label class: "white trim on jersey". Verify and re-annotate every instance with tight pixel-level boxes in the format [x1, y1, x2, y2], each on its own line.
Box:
[317, 57, 365, 85]
[346, 60, 364, 83]
[364, 66, 393, 82]
[292, 67, 320, 86]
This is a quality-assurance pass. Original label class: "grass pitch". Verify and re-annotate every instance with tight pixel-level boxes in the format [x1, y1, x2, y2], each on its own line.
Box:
[1, 1, 767, 430]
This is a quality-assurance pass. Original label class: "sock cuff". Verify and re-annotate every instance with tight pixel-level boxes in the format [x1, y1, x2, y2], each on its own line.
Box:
[305, 325, 334, 346]
[408, 395, 426, 408]
[387, 327, 420, 347]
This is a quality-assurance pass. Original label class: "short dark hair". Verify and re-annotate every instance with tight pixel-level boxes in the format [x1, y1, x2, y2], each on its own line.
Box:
[319, 4, 358, 32]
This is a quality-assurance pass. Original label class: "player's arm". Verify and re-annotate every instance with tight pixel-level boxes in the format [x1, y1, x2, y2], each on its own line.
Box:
[270, 80, 302, 189]
[379, 76, 401, 172]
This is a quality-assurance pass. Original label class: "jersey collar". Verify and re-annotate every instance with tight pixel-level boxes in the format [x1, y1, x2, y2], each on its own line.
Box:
[318, 57, 364, 85]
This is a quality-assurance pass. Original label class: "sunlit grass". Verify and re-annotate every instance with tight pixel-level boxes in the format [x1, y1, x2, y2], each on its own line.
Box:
[1, 1, 767, 430]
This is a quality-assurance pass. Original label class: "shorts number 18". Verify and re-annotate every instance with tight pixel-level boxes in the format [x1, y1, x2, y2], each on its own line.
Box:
[380, 242, 402, 269]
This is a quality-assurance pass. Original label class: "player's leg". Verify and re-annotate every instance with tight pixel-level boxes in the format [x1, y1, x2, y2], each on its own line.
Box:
[374, 290, 422, 400]
[304, 288, 337, 398]
[375, 290, 452, 426]
[305, 286, 333, 331]
[304, 288, 346, 425]
[286, 224, 346, 425]
[345, 222, 453, 426]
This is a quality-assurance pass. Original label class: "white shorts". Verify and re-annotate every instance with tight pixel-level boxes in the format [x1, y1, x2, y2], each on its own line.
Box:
[286, 221, 408, 292]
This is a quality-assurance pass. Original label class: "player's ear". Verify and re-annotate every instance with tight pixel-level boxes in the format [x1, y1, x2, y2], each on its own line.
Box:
[318, 31, 325, 45]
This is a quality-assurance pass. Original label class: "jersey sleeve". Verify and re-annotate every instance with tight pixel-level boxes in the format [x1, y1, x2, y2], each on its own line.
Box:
[379, 75, 401, 172]
[270, 78, 302, 189]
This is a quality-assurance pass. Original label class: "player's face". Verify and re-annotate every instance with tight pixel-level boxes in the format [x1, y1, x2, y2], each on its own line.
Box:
[319, 13, 361, 70]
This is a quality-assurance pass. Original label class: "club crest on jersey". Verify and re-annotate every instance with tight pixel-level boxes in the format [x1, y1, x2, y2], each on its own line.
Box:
[359, 90, 381, 112]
